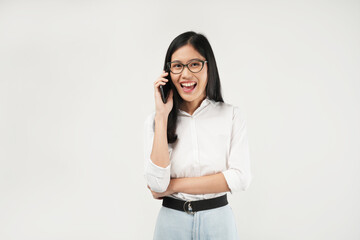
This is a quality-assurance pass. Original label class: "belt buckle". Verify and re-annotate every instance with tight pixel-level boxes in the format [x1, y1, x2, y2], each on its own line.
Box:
[183, 200, 195, 215]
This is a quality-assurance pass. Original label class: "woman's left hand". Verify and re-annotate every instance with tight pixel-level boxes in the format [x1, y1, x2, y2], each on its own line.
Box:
[147, 180, 176, 200]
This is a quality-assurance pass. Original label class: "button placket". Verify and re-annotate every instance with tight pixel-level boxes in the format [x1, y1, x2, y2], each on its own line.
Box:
[190, 117, 200, 176]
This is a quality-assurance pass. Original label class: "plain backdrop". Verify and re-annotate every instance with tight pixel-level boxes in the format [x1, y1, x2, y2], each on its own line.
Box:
[0, 0, 359, 239]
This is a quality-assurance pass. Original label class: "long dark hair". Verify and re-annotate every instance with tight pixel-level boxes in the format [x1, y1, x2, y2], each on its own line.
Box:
[163, 31, 224, 144]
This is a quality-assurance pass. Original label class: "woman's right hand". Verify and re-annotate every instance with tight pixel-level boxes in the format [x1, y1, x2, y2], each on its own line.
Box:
[154, 70, 174, 117]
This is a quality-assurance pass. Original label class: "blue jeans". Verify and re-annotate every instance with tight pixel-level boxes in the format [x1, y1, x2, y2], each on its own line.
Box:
[153, 204, 240, 240]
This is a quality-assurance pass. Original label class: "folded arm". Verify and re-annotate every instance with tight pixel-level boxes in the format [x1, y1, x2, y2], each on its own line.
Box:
[170, 172, 230, 194]
[143, 113, 173, 193]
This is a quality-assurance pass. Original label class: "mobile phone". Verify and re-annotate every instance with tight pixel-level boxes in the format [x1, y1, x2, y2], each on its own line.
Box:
[159, 70, 172, 104]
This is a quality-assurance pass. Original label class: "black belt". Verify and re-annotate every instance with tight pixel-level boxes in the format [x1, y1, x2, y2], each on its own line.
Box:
[162, 194, 228, 215]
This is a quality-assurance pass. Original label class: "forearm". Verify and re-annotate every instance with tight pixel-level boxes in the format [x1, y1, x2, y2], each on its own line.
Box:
[150, 114, 170, 168]
[171, 172, 231, 195]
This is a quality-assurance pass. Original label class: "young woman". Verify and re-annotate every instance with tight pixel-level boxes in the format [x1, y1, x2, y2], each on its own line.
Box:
[143, 31, 252, 240]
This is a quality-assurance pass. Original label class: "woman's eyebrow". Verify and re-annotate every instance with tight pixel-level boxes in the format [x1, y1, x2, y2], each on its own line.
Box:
[171, 58, 202, 63]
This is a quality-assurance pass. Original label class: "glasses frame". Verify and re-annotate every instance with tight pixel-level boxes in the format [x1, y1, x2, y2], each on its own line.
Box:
[166, 59, 207, 74]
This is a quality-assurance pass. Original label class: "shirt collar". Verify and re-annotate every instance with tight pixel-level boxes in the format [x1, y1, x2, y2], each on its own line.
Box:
[178, 96, 215, 117]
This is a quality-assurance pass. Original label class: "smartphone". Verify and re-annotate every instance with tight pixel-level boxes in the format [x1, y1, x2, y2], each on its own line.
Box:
[159, 70, 172, 104]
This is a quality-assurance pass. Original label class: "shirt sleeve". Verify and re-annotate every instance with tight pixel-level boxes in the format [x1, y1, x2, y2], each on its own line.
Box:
[222, 106, 252, 193]
[143, 112, 173, 193]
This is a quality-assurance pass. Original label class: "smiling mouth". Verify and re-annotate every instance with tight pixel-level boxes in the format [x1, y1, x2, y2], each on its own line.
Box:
[180, 82, 197, 92]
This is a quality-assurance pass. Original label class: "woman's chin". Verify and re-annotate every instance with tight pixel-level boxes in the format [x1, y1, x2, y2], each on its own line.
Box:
[180, 95, 197, 103]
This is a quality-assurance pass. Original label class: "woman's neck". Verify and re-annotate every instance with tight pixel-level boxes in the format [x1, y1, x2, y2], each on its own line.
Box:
[180, 96, 207, 116]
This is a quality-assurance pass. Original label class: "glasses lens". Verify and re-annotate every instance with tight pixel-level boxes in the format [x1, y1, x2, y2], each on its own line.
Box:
[170, 62, 183, 74]
[188, 60, 203, 73]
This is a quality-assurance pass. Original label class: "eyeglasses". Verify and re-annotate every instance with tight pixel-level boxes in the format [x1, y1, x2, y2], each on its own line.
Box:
[167, 59, 207, 74]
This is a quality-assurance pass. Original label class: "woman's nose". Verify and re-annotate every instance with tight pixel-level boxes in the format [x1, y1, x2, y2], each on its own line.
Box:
[181, 66, 192, 78]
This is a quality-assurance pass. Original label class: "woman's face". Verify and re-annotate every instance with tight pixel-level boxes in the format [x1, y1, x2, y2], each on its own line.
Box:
[170, 44, 208, 104]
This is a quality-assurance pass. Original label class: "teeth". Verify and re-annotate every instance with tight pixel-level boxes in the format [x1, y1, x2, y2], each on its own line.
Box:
[181, 82, 196, 87]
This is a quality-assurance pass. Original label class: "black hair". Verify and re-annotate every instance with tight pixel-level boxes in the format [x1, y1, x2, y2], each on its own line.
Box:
[163, 31, 224, 144]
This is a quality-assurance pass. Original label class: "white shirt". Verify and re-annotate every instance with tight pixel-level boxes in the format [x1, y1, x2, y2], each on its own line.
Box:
[143, 96, 252, 201]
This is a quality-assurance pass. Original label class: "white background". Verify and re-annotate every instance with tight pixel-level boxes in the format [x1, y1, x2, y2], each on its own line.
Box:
[0, 0, 359, 239]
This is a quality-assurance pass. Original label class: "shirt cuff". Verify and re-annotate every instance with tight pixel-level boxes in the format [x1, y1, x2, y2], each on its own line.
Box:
[144, 158, 171, 193]
[222, 169, 252, 193]
[146, 158, 171, 178]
